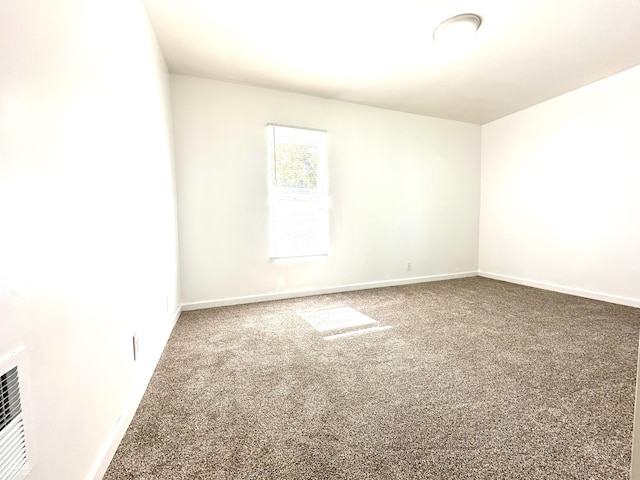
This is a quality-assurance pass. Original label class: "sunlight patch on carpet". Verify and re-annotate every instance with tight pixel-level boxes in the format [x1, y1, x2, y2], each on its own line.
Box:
[323, 325, 393, 341]
[297, 306, 377, 332]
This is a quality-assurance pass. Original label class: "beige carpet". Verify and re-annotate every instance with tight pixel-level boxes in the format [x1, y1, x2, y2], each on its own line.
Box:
[104, 277, 640, 479]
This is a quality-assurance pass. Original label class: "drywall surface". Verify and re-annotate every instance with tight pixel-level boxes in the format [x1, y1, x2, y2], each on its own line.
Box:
[0, 0, 180, 478]
[479, 65, 640, 305]
[170, 75, 481, 305]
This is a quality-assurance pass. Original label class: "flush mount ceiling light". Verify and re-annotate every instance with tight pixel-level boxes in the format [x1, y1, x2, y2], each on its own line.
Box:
[433, 13, 482, 44]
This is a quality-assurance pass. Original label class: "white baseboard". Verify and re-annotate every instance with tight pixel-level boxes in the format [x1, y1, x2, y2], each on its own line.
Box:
[89, 305, 182, 480]
[181, 271, 479, 311]
[479, 271, 640, 308]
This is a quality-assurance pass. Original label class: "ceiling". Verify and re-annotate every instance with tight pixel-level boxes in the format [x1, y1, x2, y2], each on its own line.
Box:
[142, 0, 640, 124]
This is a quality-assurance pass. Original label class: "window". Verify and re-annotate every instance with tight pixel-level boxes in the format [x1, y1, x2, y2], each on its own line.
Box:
[267, 124, 329, 258]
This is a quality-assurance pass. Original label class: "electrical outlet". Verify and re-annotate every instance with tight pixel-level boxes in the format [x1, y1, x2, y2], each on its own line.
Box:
[407, 261, 412, 271]
[132, 334, 140, 361]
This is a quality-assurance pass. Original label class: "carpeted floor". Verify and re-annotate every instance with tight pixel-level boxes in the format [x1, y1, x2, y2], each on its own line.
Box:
[104, 277, 640, 479]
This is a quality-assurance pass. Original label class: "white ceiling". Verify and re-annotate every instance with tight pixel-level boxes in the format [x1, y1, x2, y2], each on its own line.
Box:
[142, 0, 640, 124]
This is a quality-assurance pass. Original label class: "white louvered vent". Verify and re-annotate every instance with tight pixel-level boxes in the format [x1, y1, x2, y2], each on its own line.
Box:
[0, 366, 27, 480]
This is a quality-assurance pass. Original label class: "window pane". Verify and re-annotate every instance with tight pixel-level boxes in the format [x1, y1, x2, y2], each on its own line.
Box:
[274, 142, 318, 192]
[270, 197, 329, 258]
[268, 125, 329, 258]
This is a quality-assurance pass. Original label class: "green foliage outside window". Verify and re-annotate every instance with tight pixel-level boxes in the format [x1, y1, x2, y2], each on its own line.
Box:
[274, 143, 318, 191]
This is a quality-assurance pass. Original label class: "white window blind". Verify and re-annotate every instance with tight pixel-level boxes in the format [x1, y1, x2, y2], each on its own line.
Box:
[267, 125, 329, 258]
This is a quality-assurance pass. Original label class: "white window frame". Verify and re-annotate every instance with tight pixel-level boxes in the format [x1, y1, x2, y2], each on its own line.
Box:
[267, 124, 329, 259]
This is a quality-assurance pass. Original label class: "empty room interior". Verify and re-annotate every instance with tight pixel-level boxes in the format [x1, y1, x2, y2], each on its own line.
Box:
[2, 0, 640, 479]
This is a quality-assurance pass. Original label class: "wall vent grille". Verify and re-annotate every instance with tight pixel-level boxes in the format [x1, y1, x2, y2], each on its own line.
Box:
[0, 366, 27, 480]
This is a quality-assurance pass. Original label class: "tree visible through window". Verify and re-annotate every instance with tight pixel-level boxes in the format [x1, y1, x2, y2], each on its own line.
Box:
[268, 125, 329, 258]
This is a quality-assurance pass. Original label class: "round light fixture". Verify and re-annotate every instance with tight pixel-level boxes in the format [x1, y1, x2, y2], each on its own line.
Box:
[433, 13, 482, 44]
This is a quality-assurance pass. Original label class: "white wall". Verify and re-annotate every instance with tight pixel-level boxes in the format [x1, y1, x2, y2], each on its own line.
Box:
[479, 65, 640, 307]
[0, 1, 180, 479]
[170, 75, 481, 307]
